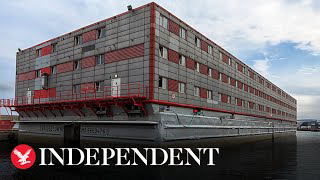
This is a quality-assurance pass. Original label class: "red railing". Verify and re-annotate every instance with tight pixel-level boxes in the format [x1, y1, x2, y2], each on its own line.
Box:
[0, 121, 15, 130]
[1, 83, 148, 107]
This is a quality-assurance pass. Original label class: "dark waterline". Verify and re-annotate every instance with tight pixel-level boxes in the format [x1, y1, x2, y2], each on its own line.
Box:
[0, 131, 319, 180]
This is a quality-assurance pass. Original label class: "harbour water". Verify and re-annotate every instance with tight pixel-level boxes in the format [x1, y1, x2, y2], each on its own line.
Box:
[0, 131, 319, 180]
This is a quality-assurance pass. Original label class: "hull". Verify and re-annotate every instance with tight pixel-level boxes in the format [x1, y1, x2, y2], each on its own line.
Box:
[17, 104, 296, 147]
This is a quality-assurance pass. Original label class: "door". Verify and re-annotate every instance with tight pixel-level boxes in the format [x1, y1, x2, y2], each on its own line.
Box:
[27, 90, 32, 104]
[111, 78, 121, 97]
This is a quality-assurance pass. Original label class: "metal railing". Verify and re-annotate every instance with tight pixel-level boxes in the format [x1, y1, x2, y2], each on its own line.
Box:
[1, 83, 148, 107]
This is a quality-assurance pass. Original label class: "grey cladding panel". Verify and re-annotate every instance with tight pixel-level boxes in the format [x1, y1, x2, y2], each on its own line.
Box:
[82, 44, 96, 53]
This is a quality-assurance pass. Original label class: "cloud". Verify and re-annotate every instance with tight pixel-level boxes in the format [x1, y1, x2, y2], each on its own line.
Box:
[163, 0, 320, 55]
[253, 59, 270, 77]
[271, 64, 320, 119]
[283, 66, 320, 90]
[254, 61, 320, 119]
[3, 0, 320, 56]
[298, 65, 320, 75]
[252, 53, 286, 78]
[0, 84, 13, 92]
[292, 94, 320, 119]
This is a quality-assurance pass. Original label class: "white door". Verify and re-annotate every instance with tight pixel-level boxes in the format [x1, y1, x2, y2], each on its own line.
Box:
[111, 78, 121, 97]
[27, 90, 32, 104]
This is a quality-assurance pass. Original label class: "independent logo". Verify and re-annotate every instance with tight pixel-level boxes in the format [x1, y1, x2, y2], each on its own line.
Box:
[11, 144, 36, 170]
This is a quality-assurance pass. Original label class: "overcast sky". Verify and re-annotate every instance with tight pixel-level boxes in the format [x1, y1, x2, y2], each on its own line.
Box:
[0, 0, 319, 119]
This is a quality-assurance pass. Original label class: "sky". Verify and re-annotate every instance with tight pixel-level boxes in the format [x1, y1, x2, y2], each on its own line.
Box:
[0, 0, 319, 119]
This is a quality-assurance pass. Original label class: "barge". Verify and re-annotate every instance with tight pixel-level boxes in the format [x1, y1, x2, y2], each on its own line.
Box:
[2, 2, 297, 146]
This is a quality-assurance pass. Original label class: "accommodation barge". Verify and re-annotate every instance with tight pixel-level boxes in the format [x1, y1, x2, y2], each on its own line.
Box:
[2, 2, 297, 146]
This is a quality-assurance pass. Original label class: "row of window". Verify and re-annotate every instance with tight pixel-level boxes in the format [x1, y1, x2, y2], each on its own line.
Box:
[36, 27, 105, 58]
[74, 27, 105, 45]
[35, 66, 57, 78]
[218, 93, 296, 119]
[157, 12, 295, 104]
[158, 45, 296, 112]
[72, 81, 103, 94]
[158, 14, 187, 40]
[158, 13, 217, 56]
[215, 71, 296, 112]
[218, 51, 295, 104]
[159, 77, 186, 93]
[36, 43, 57, 57]
[158, 76, 295, 119]
[72, 55, 103, 69]
[34, 55, 105, 78]
[159, 46, 212, 73]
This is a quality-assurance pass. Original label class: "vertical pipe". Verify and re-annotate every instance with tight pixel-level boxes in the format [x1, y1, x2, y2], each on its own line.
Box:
[94, 84, 96, 99]
[149, 3, 156, 99]
[128, 83, 130, 97]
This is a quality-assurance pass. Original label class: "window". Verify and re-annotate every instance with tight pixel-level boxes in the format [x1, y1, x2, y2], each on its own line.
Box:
[235, 80, 238, 87]
[228, 77, 231, 84]
[95, 81, 103, 92]
[35, 70, 41, 78]
[208, 45, 213, 55]
[179, 55, 186, 66]
[96, 28, 104, 39]
[194, 87, 200, 97]
[219, 52, 223, 61]
[218, 93, 222, 101]
[74, 36, 81, 45]
[228, 58, 231, 66]
[51, 43, 57, 53]
[179, 27, 186, 39]
[242, 67, 245, 74]
[159, 15, 168, 29]
[195, 37, 201, 48]
[242, 100, 245, 107]
[96, 55, 103, 65]
[207, 90, 212, 99]
[51, 66, 56, 74]
[159, 77, 167, 89]
[227, 96, 231, 104]
[74, 60, 80, 70]
[236, 98, 238, 105]
[159, 46, 168, 59]
[236, 63, 239, 70]
[219, 73, 222, 81]
[73, 85, 80, 94]
[208, 68, 212, 77]
[36, 49, 42, 57]
[178, 82, 185, 93]
[195, 62, 200, 72]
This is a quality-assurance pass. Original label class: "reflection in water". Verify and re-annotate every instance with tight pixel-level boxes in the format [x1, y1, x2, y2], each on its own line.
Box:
[0, 132, 320, 180]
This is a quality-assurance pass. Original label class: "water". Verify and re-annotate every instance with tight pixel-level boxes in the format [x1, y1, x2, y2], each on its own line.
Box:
[0, 131, 320, 180]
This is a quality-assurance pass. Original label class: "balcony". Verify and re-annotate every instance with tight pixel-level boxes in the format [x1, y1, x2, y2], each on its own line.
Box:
[0, 83, 149, 118]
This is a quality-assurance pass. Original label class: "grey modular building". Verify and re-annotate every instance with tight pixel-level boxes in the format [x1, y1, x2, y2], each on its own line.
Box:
[7, 2, 297, 146]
